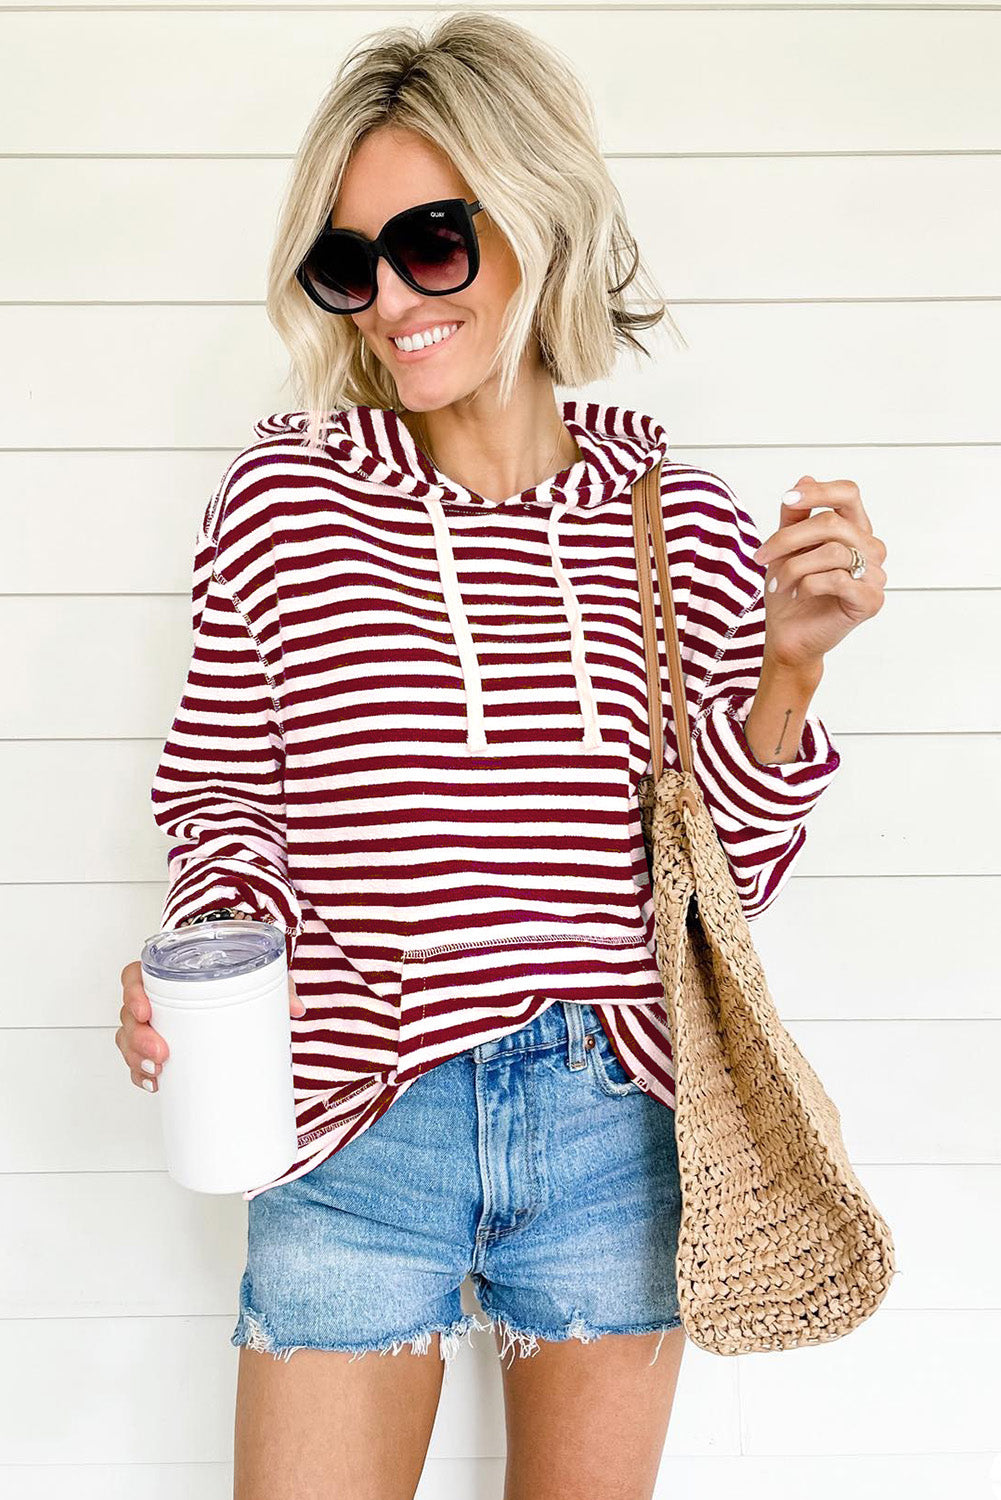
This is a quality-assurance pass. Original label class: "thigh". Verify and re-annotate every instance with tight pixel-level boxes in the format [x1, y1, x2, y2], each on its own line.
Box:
[499, 1323, 687, 1500]
[233, 1339, 445, 1500]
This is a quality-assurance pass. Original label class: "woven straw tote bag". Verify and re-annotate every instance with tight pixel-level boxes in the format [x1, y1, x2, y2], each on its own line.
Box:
[631, 459, 897, 1356]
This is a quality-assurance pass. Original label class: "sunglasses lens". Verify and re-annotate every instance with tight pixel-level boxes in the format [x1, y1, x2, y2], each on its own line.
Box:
[299, 201, 475, 312]
[385, 202, 472, 293]
[300, 234, 373, 312]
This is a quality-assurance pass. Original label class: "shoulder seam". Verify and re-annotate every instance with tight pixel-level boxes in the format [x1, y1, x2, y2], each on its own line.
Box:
[210, 562, 286, 740]
[690, 564, 763, 740]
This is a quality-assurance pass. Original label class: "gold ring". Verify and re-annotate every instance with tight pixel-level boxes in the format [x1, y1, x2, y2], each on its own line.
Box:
[847, 545, 867, 581]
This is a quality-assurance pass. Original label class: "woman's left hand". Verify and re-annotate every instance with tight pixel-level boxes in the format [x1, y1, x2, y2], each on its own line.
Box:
[752, 476, 887, 671]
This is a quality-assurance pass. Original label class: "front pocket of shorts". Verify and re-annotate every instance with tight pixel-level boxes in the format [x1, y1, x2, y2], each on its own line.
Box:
[588, 1029, 641, 1097]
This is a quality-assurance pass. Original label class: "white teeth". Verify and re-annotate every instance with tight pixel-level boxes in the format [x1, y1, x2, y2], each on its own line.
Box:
[392, 323, 460, 352]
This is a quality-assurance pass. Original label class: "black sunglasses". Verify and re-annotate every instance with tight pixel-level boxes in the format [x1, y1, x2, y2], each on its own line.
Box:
[295, 196, 485, 315]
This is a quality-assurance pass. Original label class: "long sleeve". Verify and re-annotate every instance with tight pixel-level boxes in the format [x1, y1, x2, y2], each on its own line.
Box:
[665, 467, 842, 921]
[150, 502, 304, 965]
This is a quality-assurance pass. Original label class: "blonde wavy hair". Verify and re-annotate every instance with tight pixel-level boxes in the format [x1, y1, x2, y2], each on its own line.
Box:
[266, 8, 686, 453]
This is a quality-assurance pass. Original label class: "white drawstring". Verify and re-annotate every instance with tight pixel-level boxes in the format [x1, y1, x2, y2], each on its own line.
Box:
[548, 503, 605, 749]
[421, 495, 487, 751]
[418, 495, 604, 752]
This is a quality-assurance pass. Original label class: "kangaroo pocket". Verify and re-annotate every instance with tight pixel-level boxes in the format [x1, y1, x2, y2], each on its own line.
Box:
[395, 927, 664, 1082]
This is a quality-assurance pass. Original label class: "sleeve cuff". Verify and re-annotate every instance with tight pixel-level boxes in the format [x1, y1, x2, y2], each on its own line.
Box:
[691, 690, 842, 833]
[158, 857, 303, 966]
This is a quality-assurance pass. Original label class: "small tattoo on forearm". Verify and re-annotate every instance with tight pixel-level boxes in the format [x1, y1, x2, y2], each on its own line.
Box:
[773, 710, 792, 757]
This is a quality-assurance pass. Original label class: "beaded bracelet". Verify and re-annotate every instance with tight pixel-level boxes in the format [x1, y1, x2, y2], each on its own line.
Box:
[177, 908, 251, 927]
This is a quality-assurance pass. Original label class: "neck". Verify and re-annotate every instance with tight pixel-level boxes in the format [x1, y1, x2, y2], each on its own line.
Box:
[401, 372, 581, 505]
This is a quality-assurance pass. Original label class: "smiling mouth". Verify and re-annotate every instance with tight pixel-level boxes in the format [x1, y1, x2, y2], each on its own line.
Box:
[390, 322, 463, 357]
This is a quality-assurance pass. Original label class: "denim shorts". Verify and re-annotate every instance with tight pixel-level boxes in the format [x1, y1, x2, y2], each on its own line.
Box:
[230, 999, 683, 1377]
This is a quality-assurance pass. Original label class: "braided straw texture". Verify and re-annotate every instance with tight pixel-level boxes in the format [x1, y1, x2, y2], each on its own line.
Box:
[638, 764, 897, 1356]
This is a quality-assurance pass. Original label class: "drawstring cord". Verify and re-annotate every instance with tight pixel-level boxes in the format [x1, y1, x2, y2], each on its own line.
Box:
[420, 495, 605, 752]
[421, 495, 488, 752]
[547, 503, 605, 750]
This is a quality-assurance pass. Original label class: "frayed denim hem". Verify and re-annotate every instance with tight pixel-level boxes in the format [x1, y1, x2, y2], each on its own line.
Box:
[481, 1310, 684, 1370]
[230, 1307, 493, 1378]
[231, 1304, 683, 1376]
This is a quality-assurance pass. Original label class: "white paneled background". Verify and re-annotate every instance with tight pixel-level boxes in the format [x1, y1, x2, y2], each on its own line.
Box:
[2, 2, 1000, 1496]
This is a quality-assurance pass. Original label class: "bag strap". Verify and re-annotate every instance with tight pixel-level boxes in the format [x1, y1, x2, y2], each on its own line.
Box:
[631, 461, 694, 780]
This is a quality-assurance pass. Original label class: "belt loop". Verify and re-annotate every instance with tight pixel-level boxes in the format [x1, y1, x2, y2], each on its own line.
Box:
[562, 1001, 587, 1070]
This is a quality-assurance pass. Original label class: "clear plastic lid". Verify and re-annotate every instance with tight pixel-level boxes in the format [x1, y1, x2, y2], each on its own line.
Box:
[141, 920, 285, 981]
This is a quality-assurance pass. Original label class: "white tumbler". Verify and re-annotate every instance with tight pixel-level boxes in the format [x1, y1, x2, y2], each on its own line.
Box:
[140, 920, 298, 1194]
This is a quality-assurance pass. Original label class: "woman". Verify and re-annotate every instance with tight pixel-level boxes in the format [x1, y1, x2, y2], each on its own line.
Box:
[116, 11, 886, 1498]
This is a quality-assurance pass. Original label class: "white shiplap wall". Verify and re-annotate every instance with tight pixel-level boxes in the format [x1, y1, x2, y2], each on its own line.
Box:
[2, 4, 1000, 1496]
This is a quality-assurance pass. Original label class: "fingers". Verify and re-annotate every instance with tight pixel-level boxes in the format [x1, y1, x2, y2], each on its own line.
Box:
[783, 476, 874, 535]
[120, 1018, 168, 1091]
[118, 961, 169, 1092]
[121, 963, 152, 1025]
[754, 499, 887, 573]
[792, 567, 887, 615]
[289, 973, 306, 1019]
[765, 539, 887, 598]
[754, 510, 851, 564]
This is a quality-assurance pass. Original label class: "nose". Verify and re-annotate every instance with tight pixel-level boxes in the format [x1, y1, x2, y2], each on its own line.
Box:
[372, 255, 424, 321]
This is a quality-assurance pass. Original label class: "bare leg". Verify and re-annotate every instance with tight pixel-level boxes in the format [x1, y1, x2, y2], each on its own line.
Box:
[233, 1335, 447, 1500]
[499, 1325, 687, 1500]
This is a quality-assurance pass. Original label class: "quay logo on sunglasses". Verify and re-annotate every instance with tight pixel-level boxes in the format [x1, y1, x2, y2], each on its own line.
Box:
[295, 197, 485, 315]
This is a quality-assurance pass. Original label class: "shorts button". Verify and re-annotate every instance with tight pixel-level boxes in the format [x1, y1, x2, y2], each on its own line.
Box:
[585, 1034, 595, 1049]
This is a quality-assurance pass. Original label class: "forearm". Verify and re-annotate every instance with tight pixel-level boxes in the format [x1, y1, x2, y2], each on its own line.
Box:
[742, 652, 825, 766]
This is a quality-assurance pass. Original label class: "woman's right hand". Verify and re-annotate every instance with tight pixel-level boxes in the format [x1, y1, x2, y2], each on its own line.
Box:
[117, 959, 306, 1093]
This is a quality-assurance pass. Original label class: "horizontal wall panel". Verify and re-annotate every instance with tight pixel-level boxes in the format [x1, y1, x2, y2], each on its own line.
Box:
[2, 13, 999, 154]
[783, 1019, 1001, 1164]
[5, 153, 1000, 302]
[0, 1173, 245, 1319]
[617, 152, 1001, 302]
[5, 589, 993, 738]
[4, 445, 997, 594]
[738, 1310, 1000, 1456]
[3, 450, 233, 595]
[3, 302, 998, 449]
[752, 877, 1000, 1021]
[0, 884, 168, 1029]
[0, 736, 995, 884]
[860, 1165, 1001, 1311]
[0, 1021, 994, 1176]
[2, 1163, 992, 1319]
[4, 877, 997, 1030]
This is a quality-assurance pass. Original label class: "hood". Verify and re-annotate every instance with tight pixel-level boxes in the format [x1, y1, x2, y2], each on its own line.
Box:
[253, 399, 669, 753]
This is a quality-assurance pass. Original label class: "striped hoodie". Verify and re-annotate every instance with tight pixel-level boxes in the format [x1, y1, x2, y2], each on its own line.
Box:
[150, 400, 842, 1201]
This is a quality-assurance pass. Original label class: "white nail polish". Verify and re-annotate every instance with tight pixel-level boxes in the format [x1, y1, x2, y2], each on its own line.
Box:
[767, 576, 778, 593]
[142, 1078, 155, 1092]
[141, 1058, 156, 1074]
[782, 489, 802, 503]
